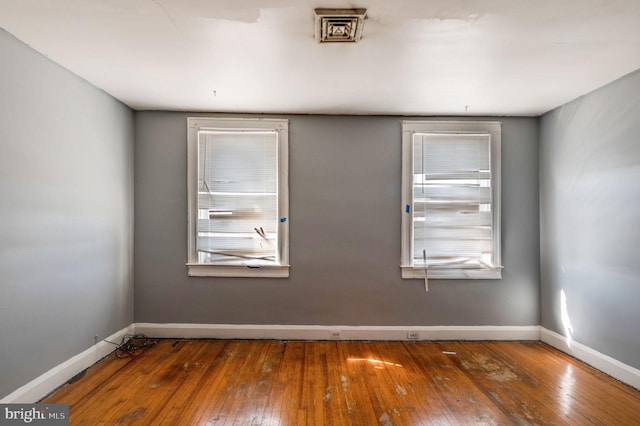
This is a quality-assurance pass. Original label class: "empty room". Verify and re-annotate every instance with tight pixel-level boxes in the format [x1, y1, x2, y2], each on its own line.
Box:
[1, 0, 640, 424]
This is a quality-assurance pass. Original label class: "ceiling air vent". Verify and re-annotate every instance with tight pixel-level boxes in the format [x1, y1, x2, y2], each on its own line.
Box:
[315, 8, 366, 43]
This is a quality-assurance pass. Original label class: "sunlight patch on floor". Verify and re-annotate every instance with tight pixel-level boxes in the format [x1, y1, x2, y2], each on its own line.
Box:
[347, 358, 403, 368]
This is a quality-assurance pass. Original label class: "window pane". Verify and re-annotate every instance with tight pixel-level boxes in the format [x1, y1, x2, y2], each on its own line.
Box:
[199, 132, 277, 193]
[414, 133, 490, 175]
[412, 132, 494, 268]
[197, 131, 278, 264]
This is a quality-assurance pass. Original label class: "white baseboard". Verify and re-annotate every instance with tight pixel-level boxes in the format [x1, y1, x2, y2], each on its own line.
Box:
[0, 325, 134, 404]
[2, 323, 537, 403]
[541, 328, 640, 390]
[7, 324, 639, 403]
[133, 323, 541, 341]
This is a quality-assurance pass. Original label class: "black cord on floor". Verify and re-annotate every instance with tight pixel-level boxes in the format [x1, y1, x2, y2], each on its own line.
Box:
[96, 334, 158, 358]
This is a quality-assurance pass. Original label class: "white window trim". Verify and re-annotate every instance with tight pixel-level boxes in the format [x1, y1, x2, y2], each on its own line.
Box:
[401, 120, 502, 280]
[186, 117, 289, 278]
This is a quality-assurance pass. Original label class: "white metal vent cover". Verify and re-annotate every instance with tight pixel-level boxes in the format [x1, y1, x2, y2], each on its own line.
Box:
[314, 8, 367, 43]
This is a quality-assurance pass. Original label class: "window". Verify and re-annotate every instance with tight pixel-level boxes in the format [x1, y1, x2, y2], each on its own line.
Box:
[187, 118, 289, 277]
[401, 121, 502, 279]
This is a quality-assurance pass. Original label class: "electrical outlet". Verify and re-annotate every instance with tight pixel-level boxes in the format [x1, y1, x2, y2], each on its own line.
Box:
[331, 330, 341, 339]
[407, 331, 418, 340]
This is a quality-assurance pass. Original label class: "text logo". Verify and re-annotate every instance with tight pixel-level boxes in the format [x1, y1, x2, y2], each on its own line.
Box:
[1, 404, 68, 425]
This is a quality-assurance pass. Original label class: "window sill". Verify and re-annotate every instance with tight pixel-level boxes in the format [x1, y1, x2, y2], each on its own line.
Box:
[187, 263, 290, 278]
[401, 266, 502, 280]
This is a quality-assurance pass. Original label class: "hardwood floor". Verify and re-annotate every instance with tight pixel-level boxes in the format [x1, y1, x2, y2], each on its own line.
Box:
[43, 340, 640, 425]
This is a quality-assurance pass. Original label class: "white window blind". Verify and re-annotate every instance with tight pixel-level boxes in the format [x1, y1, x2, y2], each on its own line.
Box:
[187, 118, 289, 278]
[401, 121, 501, 280]
[197, 130, 278, 265]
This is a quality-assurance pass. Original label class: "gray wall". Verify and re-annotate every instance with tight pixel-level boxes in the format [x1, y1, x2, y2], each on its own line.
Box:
[540, 69, 640, 369]
[135, 113, 539, 326]
[0, 30, 134, 398]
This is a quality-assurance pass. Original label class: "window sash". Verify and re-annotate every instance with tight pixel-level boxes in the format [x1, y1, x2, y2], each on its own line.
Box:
[401, 121, 501, 279]
[187, 118, 289, 277]
[197, 131, 278, 265]
[413, 132, 493, 268]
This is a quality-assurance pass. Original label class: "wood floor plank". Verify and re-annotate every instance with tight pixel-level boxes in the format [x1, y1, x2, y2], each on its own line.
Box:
[42, 340, 640, 425]
[402, 341, 514, 424]
[315, 341, 351, 425]
[189, 340, 263, 425]
[147, 340, 229, 424]
[299, 341, 328, 426]
[42, 349, 134, 407]
[352, 341, 418, 425]
[83, 340, 213, 424]
[63, 339, 174, 424]
[487, 341, 640, 425]
[442, 341, 563, 424]
[483, 341, 592, 424]
[335, 341, 381, 425]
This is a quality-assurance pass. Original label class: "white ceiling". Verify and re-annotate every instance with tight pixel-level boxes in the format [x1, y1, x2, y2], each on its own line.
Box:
[2, 0, 640, 116]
